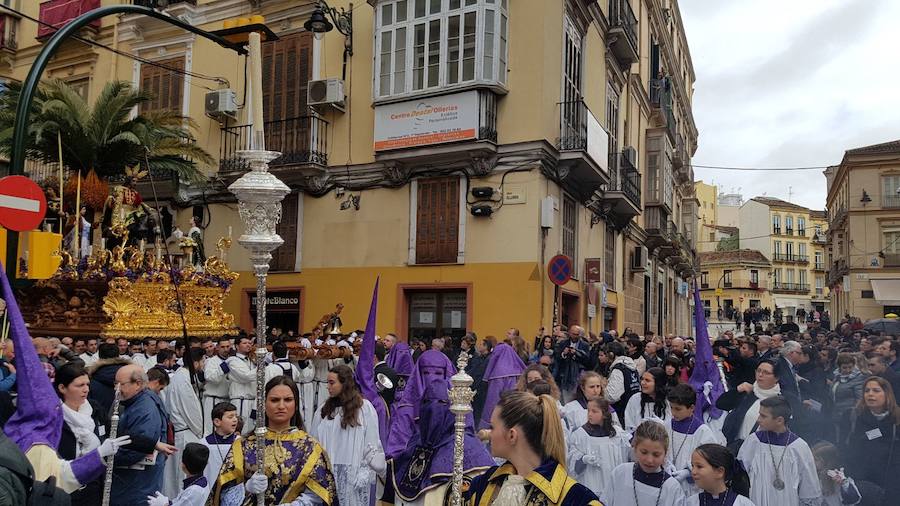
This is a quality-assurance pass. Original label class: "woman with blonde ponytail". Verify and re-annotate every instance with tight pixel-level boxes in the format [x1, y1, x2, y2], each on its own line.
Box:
[464, 391, 602, 506]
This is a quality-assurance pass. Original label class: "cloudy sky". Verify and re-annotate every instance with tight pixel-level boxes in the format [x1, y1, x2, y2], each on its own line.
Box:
[679, 0, 900, 210]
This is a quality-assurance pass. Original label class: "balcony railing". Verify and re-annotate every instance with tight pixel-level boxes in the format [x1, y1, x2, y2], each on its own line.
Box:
[133, 0, 196, 7]
[812, 233, 828, 244]
[607, 0, 639, 65]
[559, 100, 591, 152]
[38, 0, 101, 39]
[883, 194, 900, 208]
[219, 115, 328, 173]
[773, 253, 809, 263]
[608, 151, 641, 209]
[773, 282, 810, 293]
[749, 281, 759, 289]
[773, 227, 781, 235]
[0, 15, 17, 51]
[885, 253, 900, 267]
[814, 263, 826, 271]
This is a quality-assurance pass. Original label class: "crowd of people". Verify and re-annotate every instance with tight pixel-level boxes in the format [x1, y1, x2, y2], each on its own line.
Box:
[1, 275, 899, 505]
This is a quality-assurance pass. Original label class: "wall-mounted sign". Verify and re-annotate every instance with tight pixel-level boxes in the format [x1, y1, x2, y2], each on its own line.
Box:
[250, 291, 301, 311]
[374, 91, 480, 151]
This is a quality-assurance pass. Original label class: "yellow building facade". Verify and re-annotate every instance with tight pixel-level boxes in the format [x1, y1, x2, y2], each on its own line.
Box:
[739, 197, 829, 317]
[2, 0, 699, 341]
[697, 249, 773, 321]
[825, 140, 900, 320]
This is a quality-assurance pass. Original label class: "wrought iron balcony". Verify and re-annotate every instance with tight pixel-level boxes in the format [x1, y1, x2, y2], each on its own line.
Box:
[133, 0, 196, 7]
[814, 263, 826, 271]
[772, 253, 809, 264]
[883, 194, 900, 208]
[812, 232, 828, 244]
[37, 0, 101, 39]
[607, 0, 639, 67]
[557, 100, 609, 199]
[219, 115, 328, 176]
[772, 282, 810, 293]
[606, 151, 641, 208]
[0, 15, 17, 52]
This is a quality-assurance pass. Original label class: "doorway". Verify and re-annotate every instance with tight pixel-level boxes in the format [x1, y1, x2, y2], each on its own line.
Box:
[561, 292, 581, 328]
[405, 289, 468, 344]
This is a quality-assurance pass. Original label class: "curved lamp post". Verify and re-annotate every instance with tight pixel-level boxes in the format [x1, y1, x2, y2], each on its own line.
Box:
[3, 5, 244, 280]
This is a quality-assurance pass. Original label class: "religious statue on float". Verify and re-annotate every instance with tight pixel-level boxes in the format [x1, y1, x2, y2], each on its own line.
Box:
[100, 166, 158, 249]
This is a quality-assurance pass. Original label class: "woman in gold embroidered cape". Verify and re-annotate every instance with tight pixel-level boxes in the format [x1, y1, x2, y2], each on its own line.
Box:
[208, 376, 337, 506]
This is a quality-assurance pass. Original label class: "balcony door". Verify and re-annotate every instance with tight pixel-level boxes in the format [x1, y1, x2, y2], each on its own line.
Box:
[261, 32, 313, 155]
[560, 15, 583, 149]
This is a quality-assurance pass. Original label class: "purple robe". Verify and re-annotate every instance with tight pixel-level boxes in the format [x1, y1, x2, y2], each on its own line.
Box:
[389, 383, 493, 501]
[386, 342, 414, 389]
[354, 278, 390, 448]
[0, 263, 105, 486]
[385, 350, 456, 458]
[689, 281, 725, 420]
[478, 343, 526, 430]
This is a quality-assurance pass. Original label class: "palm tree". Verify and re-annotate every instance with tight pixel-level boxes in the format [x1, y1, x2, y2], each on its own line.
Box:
[0, 79, 212, 183]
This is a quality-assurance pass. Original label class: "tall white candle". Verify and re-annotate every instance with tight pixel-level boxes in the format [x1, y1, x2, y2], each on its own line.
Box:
[228, 225, 233, 238]
[249, 32, 265, 149]
[139, 239, 146, 253]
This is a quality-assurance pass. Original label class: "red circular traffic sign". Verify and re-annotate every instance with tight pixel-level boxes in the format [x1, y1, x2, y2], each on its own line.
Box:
[548, 254, 573, 286]
[0, 175, 47, 232]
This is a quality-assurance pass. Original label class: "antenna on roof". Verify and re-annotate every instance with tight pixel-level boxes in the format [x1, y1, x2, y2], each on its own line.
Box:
[787, 186, 793, 202]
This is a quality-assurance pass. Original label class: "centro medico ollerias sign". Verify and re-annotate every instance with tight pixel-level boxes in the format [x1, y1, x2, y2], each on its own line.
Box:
[374, 90, 480, 151]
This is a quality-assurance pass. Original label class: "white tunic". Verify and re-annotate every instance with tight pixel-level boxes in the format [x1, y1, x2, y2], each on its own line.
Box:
[666, 420, 719, 496]
[624, 394, 672, 432]
[311, 399, 385, 506]
[566, 427, 630, 498]
[601, 462, 684, 506]
[737, 432, 822, 506]
[684, 492, 756, 506]
[161, 367, 203, 498]
[202, 355, 231, 436]
[561, 401, 624, 435]
[200, 433, 239, 505]
[226, 353, 257, 435]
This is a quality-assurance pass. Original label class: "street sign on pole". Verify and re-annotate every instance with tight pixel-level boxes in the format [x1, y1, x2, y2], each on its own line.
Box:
[0, 176, 47, 232]
[548, 254, 573, 286]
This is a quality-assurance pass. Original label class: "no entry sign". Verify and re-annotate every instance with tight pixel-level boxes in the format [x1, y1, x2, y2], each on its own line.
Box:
[0, 176, 47, 232]
[548, 254, 573, 286]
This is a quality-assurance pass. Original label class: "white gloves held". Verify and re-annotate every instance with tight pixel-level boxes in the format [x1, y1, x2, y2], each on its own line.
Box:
[245, 472, 268, 494]
[146, 491, 169, 506]
[581, 454, 601, 467]
[98, 435, 132, 458]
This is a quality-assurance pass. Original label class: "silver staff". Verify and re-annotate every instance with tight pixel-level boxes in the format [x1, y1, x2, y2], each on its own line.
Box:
[448, 353, 475, 506]
[101, 385, 121, 506]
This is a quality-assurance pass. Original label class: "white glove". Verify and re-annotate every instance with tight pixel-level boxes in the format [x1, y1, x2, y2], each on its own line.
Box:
[146, 491, 169, 506]
[98, 435, 132, 458]
[245, 472, 268, 494]
[664, 462, 678, 476]
[673, 468, 692, 482]
[277, 496, 317, 506]
[362, 444, 387, 475]
[581, 454, 599, 466]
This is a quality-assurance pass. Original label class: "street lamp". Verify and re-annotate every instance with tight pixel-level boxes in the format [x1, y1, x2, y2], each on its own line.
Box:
[304, 0, 354, 56]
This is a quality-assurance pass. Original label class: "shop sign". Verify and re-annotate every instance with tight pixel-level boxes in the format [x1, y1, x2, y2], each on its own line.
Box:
[250, 290, 301, 310]
[374, 91, 480, 151]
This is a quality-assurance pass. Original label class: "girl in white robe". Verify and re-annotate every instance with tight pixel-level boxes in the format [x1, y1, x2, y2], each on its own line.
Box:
[685, 443, 756, 506]
[601, 421, 683, 506]
[624, 367, 672, 432]
[567, 398, 630, 498]
[561, 371, 604, 433]
[311, 364, 386, 506]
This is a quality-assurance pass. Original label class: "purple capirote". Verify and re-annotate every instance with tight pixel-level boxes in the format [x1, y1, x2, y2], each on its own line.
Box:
[384, 350, 456, 458]
[386, 342, 414, 380]
[1, 262, 64, 452]
[478, 343, 526, 430]
[391, 383, 494, 501]
[0, 264, 107, 486]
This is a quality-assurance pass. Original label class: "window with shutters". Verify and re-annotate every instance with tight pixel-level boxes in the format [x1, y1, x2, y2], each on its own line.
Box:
[415, 177, 461, 264]
[261, 32, 313, 122]
[272, 192, 299, 272]
[374, 0, 509, 98]
[562, 194, 577, 270]
[139, 57, 185, 114]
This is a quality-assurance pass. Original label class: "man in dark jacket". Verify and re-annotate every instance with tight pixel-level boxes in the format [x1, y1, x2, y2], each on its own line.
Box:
[553, 325, 593, 402]
[720, 340, 758, 389]
[374, 342, 399, 407]
[88, 344, 130, 415]
[110, 364, 168, 506]
[868, 353, 900, 403]
[468, 336, 494, 424]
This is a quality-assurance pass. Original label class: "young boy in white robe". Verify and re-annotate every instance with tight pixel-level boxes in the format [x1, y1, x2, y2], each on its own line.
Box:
[567, 398, 630, 498]
[666, 383, 719, 496]
[146, 443, 210, 506]
[200, 401, 240, 503]
[686, 443, 755, 506]
[738, 396, 822, 506]
[601, 420, 683, 506]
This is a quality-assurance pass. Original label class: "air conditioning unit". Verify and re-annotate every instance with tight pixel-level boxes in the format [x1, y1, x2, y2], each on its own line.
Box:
[631, 245, 648, 272]
[205, 89, 237, 120]
[308, 78, 345, 108]
[623, 146, 637, 167]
